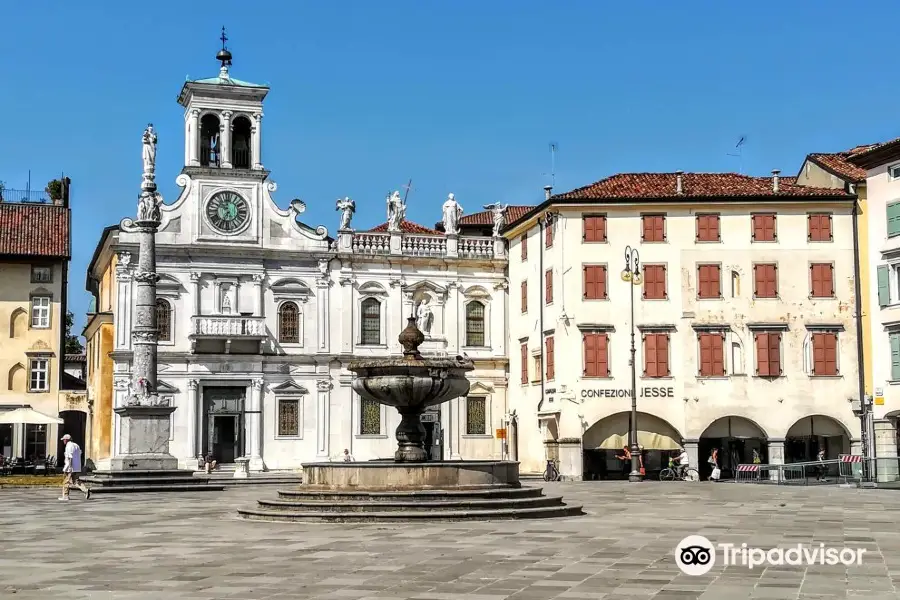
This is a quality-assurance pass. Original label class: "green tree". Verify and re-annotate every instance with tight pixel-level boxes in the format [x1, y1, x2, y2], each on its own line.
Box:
[65, 311, 84, 354]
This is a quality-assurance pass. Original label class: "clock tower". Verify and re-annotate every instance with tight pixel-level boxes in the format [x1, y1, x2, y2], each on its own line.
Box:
[172, 29, 271, 244]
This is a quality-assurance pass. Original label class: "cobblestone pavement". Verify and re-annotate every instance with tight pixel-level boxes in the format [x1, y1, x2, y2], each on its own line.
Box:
[2, 481, 900, 599]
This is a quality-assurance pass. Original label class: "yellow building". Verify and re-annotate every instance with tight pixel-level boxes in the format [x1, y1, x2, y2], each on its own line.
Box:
[83, 226, 119, 463]
[0, 180, 73, 461]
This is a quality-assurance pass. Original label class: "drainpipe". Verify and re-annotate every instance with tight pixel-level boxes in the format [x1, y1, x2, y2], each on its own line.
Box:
[851, 199, 869, 467]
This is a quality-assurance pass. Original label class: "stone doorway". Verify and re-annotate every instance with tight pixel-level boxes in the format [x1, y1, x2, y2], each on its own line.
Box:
[202, 387, 245, 464]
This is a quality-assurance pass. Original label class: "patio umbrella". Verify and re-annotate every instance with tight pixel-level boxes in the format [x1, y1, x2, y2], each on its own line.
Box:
[0, 408, 63, 461]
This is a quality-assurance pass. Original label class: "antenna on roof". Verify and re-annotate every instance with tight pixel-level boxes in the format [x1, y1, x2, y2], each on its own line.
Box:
[542, 142, 558, 188]
[726, 136, 747, 174]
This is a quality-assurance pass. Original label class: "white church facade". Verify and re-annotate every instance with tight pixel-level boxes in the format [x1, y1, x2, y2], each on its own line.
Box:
[85, 49, 511, 471]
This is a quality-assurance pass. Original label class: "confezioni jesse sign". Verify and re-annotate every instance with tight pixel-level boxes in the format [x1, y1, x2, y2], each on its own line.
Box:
[581, 386, 675, 399]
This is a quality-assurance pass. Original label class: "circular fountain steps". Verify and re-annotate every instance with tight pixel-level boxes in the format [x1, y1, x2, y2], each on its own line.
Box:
[237, 485, 583, 522]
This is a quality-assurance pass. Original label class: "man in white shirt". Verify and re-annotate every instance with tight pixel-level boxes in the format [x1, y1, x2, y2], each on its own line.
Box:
[59, 434, 90, 501]
[674, 448, 690, 479]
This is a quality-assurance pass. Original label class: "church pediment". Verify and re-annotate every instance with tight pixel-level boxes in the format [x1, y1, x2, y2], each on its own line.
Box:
[358, 281, 388, 296]
[469, 381, 495, 395]
[404, 280, 447, 295]
[271, 381, 309, 395]
[271, 278, 312, 301]
[156, 380, 179, 394]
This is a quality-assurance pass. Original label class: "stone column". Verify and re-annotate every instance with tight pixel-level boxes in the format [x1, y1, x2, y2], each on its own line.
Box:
[247, 378, 265, 471]
[557, 438, 583, 481]
[111, 130, 178, 471]
[190, 272, 201, 316]
[446, 282, 460, 354]
[252, 273, 265, 317]
[316, 277, 330, 353]
[220, 111, 233, 169]
[233, 278, 241, 314]
[767, 438, 785, 482]
[874, 420, 899, 483]
[340, 275, 353, 353]
[251, 113, 263, 170]
[684, 438, 700, 470]
[188, 109, 201, 166]
[508, 412, 519, 462]
[213, 280, 222, 313]
[186, 379, 199, 463]
[183, 115, 191, 166]
[316, 379, 332, 458]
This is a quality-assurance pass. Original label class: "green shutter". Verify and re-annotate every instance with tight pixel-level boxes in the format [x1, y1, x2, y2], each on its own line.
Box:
[891, 334, 900, 381]
[887, 203, 900, 238]
[878, 265, 891, 307]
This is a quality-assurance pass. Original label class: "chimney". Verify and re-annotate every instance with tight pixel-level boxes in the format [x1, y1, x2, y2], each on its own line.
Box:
[675, 170, 684, 195]
[543, 185, 553, 201]
[772, 169, 780, 193]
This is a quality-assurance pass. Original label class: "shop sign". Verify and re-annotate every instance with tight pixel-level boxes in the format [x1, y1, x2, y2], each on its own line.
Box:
[581, 386, 675, 399]
[495, 428, 507, 439]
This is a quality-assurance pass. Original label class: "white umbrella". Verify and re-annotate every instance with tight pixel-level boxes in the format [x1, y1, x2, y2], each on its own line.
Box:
[0, 407, 63, 425]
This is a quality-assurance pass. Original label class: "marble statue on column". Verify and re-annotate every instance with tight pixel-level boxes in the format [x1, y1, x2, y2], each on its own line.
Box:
[484, 203, 509, 237]
[416, 299, 433, 336]
[141, 124, 157, 185]
[335, 197, 355, 231]
[442, 193, 463, 235]
[386, 191, 405, 232]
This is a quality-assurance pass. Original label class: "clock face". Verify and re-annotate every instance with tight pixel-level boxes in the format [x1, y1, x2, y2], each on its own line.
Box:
[206, 191, 250, 233]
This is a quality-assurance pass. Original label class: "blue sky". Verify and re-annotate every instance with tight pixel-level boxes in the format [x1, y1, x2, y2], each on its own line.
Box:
[2, 1, 899, 339]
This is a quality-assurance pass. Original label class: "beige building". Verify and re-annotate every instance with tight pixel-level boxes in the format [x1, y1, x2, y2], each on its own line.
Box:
[504, 171, 863, 479]
[0, 180, 74, 462]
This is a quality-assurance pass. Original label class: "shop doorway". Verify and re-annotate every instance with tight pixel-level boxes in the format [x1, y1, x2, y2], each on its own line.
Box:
[581, 411, 683, 480]
[785, 415, 851, 478]
[699, 416, 768, 481]
[422, 407, 442, 460]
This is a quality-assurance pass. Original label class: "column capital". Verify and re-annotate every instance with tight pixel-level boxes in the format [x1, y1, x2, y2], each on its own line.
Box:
[251, 273, 265, 284]
[190, 108, 201, 118]
[252, 378, 265, 391]
[316, 379, 333, 392]
[221, 110, 233, 119]
[187, 379, 199, 391]
[190, 272, 202, 283]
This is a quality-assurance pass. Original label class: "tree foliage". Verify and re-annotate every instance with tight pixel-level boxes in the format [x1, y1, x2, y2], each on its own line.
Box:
[65, 311, 84, 354]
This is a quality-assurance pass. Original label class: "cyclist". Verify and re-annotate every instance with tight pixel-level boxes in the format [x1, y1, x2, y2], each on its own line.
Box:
[673, 447, 690, 480]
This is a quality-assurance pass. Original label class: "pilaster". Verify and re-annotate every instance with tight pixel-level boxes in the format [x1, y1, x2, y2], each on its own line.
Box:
[251, 113, 263, 169]
[252, 273, 265, 317]
[115, 252, 134, 350]
[316, 379, 332, 458]
[186, 379, 199, 462]
[316, 277, 330, 353]
[389, 278, 403, 354]
[220, 110, 233, 168]
[188, 109, 200, 167]
[446, 281, 460, 354]
[190, 272, 201, 316]
[247, 378, 266, 471]
[493, 281, 508, 356]
[339, 275, 354, 353]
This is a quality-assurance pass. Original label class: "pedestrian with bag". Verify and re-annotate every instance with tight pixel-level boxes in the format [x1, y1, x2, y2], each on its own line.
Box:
[708, 448, 720, 482]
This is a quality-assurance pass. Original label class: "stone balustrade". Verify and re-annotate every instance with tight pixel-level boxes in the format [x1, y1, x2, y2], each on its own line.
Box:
[337, 231, 506, 260]
[191, 315, 266, 337]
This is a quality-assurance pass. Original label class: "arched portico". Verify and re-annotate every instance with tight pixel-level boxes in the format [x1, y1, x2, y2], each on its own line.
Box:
[581, 411, 683, 480]
[699, 416, 768, 480]
[784, 414, 852, 463]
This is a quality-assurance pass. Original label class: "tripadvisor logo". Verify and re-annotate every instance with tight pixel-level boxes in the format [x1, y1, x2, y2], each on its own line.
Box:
[675, 536, 866, 574]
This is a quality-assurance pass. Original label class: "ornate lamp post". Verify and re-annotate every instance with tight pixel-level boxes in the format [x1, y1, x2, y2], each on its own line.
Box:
[622, 246, 643, 482]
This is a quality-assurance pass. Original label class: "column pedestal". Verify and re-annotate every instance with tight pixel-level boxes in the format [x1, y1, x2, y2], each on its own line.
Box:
[557, 438, 583, 481]
[767, 438, 785, 482]
[874, 420, 899, 483]
[683, 438, 699, 470]
[110, 406, 178, 471]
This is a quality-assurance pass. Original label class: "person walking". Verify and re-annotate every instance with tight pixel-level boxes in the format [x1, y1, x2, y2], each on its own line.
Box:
[59, 434, 90, 501]
[708, 448, 720, 482]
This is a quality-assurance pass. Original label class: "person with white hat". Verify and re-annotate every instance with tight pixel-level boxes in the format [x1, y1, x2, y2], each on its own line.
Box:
[59, 434, 90, 501]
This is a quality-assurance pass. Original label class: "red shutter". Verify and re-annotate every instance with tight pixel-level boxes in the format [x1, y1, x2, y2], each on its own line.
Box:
[822, 215, 832, 241]
[583, 334, 596, 376]
[545, 223, 553, 248]
[520, 343, 528, 383]
[597, 216, 607, 242]
[546, 336, 555, 380]
[756, 333, 769, 376]
[711, 265, 720, 297]
[812, 333, 825, 375]
[753, 265, 761, 297]
[521, 281, 527, 313]
[583, 266, 593, 299]
[808, 214, 818, 242]
[699, 333, 712, 376]
[598, 266, 607, 299]
[642, 216, 650, 241]
[657, 334, 669, 376]
[826, 333, 838, 375]
[583, 217, 592, 242]
[697, 215, 707, 241]
[644, 334, 656, 377]
[654, 216, 665, 241]
[768, 333, 781, 376]
[656, 265, 667, 299]
[597, 333, 609, 377]
[698, 266, 707, 298]
[710, 215, 719, 241]
[712, 333, 725, 376]
[545, 270, 553, 303]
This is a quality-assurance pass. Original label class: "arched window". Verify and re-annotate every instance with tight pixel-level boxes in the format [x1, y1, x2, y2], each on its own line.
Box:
[361, 298, 381, 345]
[155, 299, 172, 342]
[278, 302, 300, 344]
[232, 116, 252, 169]
[199, 113, 221, 167]
[465, 301, 486, 347]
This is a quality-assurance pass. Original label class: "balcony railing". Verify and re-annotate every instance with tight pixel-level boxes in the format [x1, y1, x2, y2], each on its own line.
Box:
[459, 236, 494, 258]
[190, 315, 266, 337]
[339, 231, 505, 260]
[402, 235, 447, 257]
[352, 232, 391, 255]
[0, 188, 51, 204]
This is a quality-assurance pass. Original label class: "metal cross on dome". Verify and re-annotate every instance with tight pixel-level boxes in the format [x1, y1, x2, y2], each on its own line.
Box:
[220, 26, 228, 50]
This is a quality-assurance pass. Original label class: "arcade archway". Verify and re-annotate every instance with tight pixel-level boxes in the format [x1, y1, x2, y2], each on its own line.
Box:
[785, 415, 851, 464]
[581, 412, 682, 480]
[700, 416, 768, 480]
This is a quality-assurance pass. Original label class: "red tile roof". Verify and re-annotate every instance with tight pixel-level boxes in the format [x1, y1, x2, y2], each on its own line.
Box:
[806, 144, 877, 183]
[369, 219, 440, 234]
[845, 136, 900, 168]
[553, 172, 851, 201]
[0, 203, 70, 258]
[460, 206, 534, 226]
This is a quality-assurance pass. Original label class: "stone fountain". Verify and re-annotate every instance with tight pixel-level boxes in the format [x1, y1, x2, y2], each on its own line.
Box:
[240, 318, 583, 522]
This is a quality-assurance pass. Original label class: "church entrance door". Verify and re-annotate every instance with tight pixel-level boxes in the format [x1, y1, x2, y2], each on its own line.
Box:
[202, 387, 245, 464]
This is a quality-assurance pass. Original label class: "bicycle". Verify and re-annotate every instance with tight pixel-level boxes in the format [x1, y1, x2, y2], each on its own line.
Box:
[542, 459, 563, 482]
[659, 459, 699, 482]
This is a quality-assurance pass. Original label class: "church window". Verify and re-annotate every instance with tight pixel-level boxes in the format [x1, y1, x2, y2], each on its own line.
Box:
[360, 397, 381, 435]
[465, 301, 486, 347]
[466, 396, 487, 435]
[155, 299, 172, 342]
[232, 116, 252, 169]
[277, 398, 300, 437]
[199, 114, 221, 167]
[361, 298, 381, 345]
[278, 302, 300, 344]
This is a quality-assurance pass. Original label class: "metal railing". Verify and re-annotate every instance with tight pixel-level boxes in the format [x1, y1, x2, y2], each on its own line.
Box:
[734, 459, 845, 485]
[0, 188, 51, 203]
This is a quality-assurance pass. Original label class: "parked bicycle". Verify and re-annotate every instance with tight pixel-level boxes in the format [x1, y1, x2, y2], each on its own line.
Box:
[659, 458, 699, 482]
[542, 459, 562, 482]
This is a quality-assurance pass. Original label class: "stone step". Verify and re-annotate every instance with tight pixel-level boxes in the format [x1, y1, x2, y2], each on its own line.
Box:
[237, 503, 584, 523]
[86, 469, 199, 479]
[85, 484, 225, 494]
[276, 486, 543, 502]
[81, 475, 214, 486]
[257, 495, 566, 512]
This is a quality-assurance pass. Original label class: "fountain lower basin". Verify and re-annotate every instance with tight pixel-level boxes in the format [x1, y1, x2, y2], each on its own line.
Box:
[301, 459, 520, 490]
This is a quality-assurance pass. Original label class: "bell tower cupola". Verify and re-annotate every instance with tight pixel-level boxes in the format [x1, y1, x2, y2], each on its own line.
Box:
[177, 28, 270, 172]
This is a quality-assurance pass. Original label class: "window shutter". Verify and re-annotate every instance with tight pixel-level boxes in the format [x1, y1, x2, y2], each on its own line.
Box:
[655, 216, 665, 241]
[887, 203, 900, 238]
[521, 281, 527, 312]
[808, 214, 817, 241]
[644, 334, 655, 377]
[583, 266, 592, 299]
[768, 333, 781, 376]
[710, 215, 719, 241]
[878, 265, 891, 307]
[753, 265, 761, 297]
[698, 266, 707, 298]
[824, 215, 832, 241]
[658, 334, 670, 376]
[598, 266, 607, 299]
[828, 264, 834, 296]
[825, 333, 838, 375]
[546, 336, 555, 380]
[583, 217, 591, 242]
[767, 215, 776, 241]
[699, 334, 711, 376]
[713, 333, 725, 376]
[521, 343, 528, 384]
[771, 264, 778, 297]
[812, 333, 825, 375]
[756, 333, 769, 376]
[697, 215, 705, 241]
[597, 334, 609, 377]
[598, 216, 606, 242]
[659, 265, 667, 299]
[711, 265, 720, 297]
[546, 270, 553, 303]
[810, 265, 818, 297]
[641, 216, 648, 241]
[751, 216, 758, 241]
[583, 334, 595, 376]
[891, 333, 900, 380]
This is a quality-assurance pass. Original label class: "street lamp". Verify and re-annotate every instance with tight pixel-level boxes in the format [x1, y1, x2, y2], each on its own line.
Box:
[621, 245, 643, 482]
